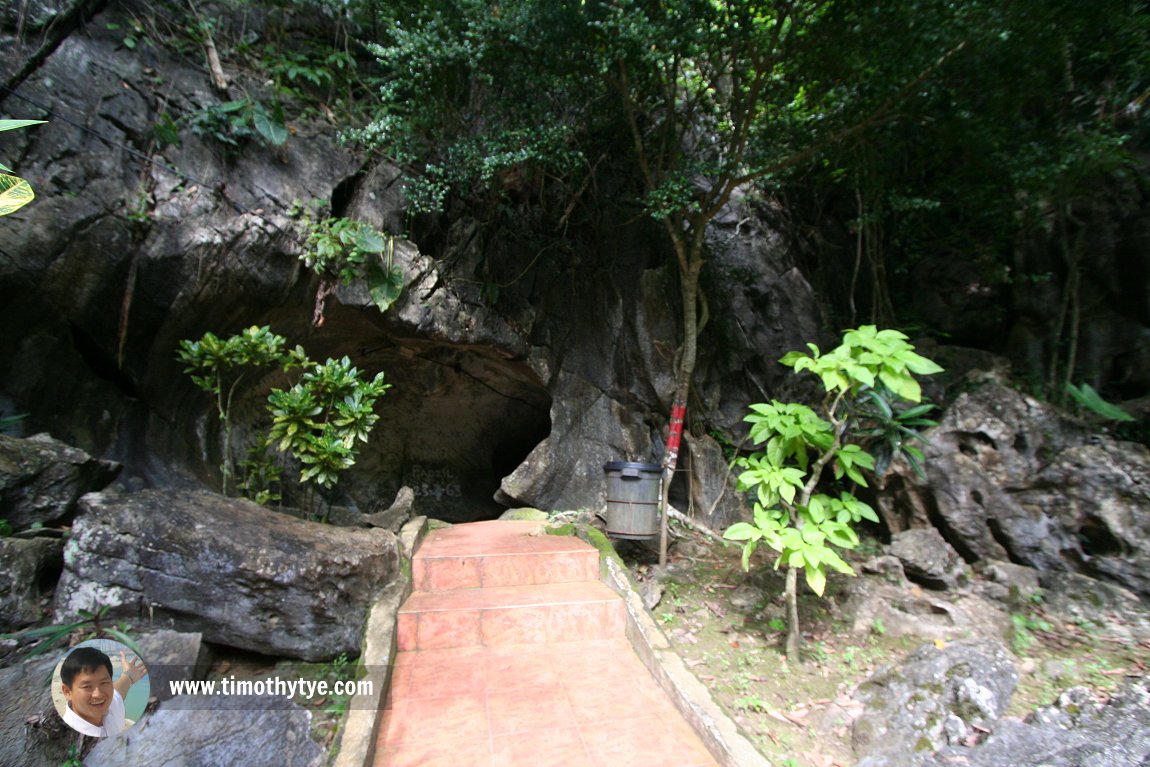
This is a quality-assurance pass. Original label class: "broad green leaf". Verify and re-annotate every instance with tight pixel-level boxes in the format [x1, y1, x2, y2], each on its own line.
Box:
[723, 522, 761, 541]
[901, 351, 944, 376]
[803, 546, 823, 567]
[252, 105, 289, 146]
[821, 548, 855, 575]
[368, 262, 404, 312]
[805, 565, 827, 596]
[822, 521, 859, 549]
[879, 368, 922, 402]
[355, 226, 389, 254]
[741, 538, 758, 571]
[0, 173, 35, 215]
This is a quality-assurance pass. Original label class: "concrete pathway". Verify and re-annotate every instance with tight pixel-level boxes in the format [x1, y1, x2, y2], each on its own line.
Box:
[375, 520, 720, 767]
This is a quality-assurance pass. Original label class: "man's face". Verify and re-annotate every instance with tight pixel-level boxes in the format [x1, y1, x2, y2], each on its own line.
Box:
[62, 666, 114, 725]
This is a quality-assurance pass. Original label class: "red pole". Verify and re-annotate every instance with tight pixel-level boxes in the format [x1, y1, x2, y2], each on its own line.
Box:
[659, 404, 687, 567]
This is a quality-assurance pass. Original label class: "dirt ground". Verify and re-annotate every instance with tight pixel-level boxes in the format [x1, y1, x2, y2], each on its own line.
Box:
[615, 527, 1149, 767]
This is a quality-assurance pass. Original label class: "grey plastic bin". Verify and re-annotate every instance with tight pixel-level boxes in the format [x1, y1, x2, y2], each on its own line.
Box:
[604, 461, 662, 539]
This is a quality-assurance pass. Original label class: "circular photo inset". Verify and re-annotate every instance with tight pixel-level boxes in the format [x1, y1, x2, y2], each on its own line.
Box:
[52, 638, 150, 738]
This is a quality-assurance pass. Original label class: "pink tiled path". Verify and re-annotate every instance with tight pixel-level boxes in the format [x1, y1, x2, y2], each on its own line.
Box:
[376, 521, 720, 767]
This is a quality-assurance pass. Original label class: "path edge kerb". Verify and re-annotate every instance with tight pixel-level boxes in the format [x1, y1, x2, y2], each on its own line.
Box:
[570, 524, 774, 767]
[332, 515, 428, 767]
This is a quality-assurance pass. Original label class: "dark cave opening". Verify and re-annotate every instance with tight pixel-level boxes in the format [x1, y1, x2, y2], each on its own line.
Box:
[345, 341, 553, 524]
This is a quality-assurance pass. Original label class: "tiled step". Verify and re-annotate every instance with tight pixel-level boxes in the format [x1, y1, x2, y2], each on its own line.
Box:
[412, 521, 600, 591]
[397, 581, 625, 651]
[380, 640, 719, 767]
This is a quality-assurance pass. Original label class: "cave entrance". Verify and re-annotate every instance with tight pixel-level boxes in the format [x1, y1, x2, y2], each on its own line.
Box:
[350, 341, 552, 523]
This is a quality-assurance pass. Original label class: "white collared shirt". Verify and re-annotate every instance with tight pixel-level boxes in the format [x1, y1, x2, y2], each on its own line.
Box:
[63, 688, 126, 737]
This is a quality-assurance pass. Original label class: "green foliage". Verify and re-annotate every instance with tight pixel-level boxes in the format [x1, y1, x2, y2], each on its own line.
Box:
[0, 606, 142, 662]
[177, 326, 305, 494]
[1065, 382, 1134, 422]
[724, 326, 942, 656]
[1011, 612, 1053, 654]
[0, 519, 11, 537]
[802, 1, 1150, 383]
[178, 327, 390, 512]
[185, 98, 288, 149]
[267, 356, 390, 491]
[0, 412, 27, 434]
[239, 436, 283, 506]
[299, 213, 404, 312]
[854, 391, 938, 478]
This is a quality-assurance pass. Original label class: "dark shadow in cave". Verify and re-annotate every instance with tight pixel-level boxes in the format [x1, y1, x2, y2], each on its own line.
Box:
[345, 339, 553, 524]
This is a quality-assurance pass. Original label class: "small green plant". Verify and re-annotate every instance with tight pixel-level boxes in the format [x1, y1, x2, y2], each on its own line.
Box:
[177, 326, 307, 495]
[767, 617, 787, 633]
[267, 356, 390, 494]
[185, 98, 288, 148]
[724, 326, 942, 659]
[0, 606, 141, 661]
[0, 519, 11, 537]
[178, 327, 390, 515]
[0, 412, 28, 432]
[238, 436, 283, 506]
[299, 212, 403, 315]
[1011, 612, 1053, 653]
[0, 119, 47, 216]
[1065, 382, 1134, 422]
[871, 617, 887, 636]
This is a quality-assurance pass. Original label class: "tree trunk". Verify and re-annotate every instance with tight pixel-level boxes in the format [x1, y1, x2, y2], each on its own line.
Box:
[657, 229, 705, 566]
[785, 566, 800, 659]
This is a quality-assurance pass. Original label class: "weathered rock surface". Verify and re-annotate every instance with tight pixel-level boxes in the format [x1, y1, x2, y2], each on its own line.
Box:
[923, 681, 1150, 767]
[134, 630, 212, 702]
[0, 434, 120, 531]
[1038, 570, 1150, 642]
[53, 490, 397, 660]
[0, 654, 78, 767]
[85, 695, 324, 767]
[889, 528, 966, 591]
[852, 640, 1019, 767]
[839, 578, 1010, 641]
[0, 536, 63, 630]
[880, 374, 1150, 600]
[683, 431, 748, 532]
[0, 1, 819, 527]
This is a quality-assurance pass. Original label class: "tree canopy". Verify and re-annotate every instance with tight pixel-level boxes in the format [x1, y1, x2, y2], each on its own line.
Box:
[352, 0, 1150, 413]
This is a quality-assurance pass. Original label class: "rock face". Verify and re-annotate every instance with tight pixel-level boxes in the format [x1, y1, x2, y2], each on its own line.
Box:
[134, 630, 213, 703]
[0, 3, 813, 525]
[923, 682, 1150, 767]
[0, 654, 77, 767]
[0, 536, 63, 630]
[53, 490, 398, 660]
[880, 374, 1150, 600]
[888, 528, 966, 591]
[85, 695, 324, 767]
[839, 578, 1010, 642]
[852, 640, 1019, 767]
[0, 434, 120, 531]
